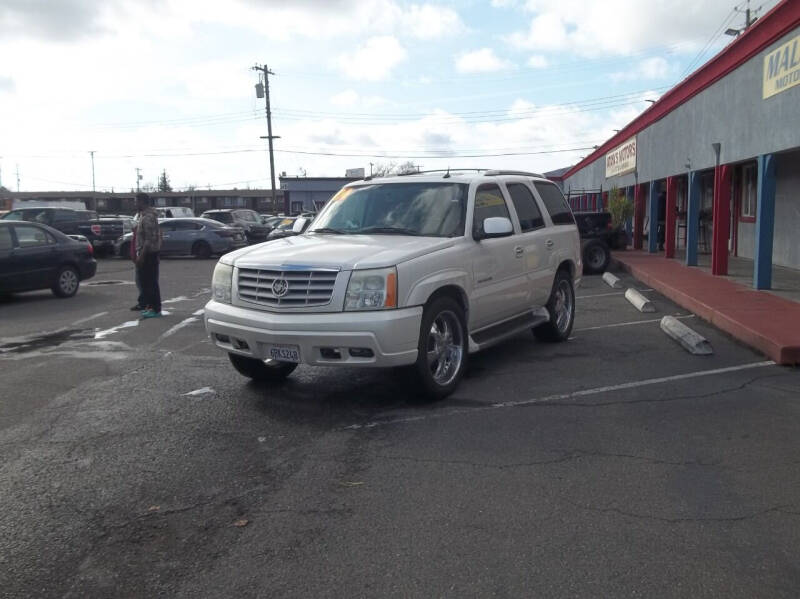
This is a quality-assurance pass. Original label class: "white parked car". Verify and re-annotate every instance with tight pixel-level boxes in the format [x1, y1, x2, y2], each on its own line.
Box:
[204, 170, 582, 398]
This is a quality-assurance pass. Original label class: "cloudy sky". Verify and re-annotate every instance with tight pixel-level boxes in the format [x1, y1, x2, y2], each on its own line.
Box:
[0, 0, 779, 192]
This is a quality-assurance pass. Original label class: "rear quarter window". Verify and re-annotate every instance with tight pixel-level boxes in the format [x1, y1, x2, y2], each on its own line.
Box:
[534, 182, 575, 226]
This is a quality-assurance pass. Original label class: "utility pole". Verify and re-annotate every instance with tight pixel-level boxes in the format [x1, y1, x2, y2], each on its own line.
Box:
[369, 162, 374, 177]
[0, 156, 3, 188]
[252, 64, 279, 211]
[15, 164, 20, 192]
[89, 151, 96, 192]
[135, 167, 142, 193]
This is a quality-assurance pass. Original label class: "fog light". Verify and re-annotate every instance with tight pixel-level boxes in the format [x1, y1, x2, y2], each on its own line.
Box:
[216, 334, 230, 343]
[320, 347, 341, 359]
[349, 348, 374, 358]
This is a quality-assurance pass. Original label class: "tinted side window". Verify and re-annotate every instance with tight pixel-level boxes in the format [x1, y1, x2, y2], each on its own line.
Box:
[534, 182, 575, 225]
[507, 183, 545, 232]
[3, 210, 24, 221]
[173, 221, 201, 230]
[473, 184, 510, 235]
[0, 226, 12, 249]
[15, 225, 51, 247]
[54, 210, 77, 222]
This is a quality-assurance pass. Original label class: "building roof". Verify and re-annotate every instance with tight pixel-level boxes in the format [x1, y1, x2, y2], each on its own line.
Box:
[561, 0, 800, 181]
[0, 188, 284, 200]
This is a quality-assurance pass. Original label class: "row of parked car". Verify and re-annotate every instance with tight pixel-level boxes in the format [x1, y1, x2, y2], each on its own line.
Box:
[0, 206, 314, 261]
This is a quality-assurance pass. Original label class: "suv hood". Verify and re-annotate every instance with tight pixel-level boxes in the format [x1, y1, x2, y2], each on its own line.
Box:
[223, 234, 456, 270]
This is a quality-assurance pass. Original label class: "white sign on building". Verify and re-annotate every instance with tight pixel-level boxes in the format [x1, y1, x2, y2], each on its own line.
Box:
[345, 168, 366, 178]
[605, 137, 637, 178]
[763, 33, 800, 99]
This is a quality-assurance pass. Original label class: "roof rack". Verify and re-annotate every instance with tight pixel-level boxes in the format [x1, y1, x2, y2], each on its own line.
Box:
[483, 170, 546, 178]
[396, 168, 488, 177]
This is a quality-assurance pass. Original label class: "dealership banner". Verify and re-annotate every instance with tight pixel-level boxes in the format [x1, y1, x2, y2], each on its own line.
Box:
[763, 33, 800, 99]
[605, 137, 637, 178]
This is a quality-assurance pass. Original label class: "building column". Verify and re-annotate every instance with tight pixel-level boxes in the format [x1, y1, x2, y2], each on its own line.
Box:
[592, 193, 597, 212]
[711, 164, 731, 275]
[686, 171, 701, 266]
[633, 184, 644, 250]
[648, 181, 659, 253]
[665, 176, 677, 258]
[754, 153, 777, 289]
[625, 187, 633, 243]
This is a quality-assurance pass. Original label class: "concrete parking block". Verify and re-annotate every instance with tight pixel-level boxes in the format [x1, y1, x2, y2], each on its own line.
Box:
[660, 315, 713, 355]
[602, 272, 623, 289]
[625, 288, 656, 312]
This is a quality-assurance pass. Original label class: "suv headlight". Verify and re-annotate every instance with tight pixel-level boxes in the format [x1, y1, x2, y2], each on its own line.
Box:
[345, 267, 397, 311]
[212, 262, 233, 303]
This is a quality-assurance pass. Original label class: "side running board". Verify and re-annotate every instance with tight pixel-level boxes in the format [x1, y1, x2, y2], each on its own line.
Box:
[468, 307, 550, 353]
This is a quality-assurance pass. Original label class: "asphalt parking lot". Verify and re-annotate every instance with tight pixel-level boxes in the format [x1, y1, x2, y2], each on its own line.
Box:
[1, 257, 799, 598]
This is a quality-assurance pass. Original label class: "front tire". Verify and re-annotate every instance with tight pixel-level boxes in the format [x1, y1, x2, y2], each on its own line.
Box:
[414, 297, 467, 400]
[52, 265, 80, 298]
[533, 269, 575, 342]
[228, 353, 297, 381]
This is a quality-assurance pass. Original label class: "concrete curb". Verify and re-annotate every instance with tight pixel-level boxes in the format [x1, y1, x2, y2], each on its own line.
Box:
[625, 288, 656, 313]
[602, 272, 623, 289]
[660, 315, 713, 355]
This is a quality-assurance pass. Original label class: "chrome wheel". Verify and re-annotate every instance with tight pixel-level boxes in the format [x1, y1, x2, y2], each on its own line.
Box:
[553, 278, 573, 335]
[426, 309, 464, 387]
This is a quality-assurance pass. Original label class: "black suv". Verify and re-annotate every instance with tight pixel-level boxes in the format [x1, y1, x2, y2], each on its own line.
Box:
[200, 209, 269, 244]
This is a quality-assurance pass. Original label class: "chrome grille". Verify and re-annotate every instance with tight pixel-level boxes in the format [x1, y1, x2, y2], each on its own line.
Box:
[237, 267, 338, 308]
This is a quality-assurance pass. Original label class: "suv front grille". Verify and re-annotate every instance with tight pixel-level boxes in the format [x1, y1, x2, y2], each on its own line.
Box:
[237, 267, 339, 308]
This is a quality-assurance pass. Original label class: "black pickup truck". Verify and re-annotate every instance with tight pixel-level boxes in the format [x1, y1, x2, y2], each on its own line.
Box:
[574, 211, 629, 274]
[0, 207, 130, 254]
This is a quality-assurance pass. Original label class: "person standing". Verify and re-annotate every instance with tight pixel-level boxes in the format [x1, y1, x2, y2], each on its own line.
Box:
[130, 224, 145, 311]
[134, 193, 162, 318]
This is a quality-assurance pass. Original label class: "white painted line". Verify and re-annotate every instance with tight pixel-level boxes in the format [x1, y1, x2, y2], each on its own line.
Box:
[162, 296, 190, 305]
[661, 316, 713, 355]
[343, 360, 775, 430]
[160, 317, 199, 340]
[625, 288, 656, 313]
[182, 387, 215, 396]
[192, 309, 205, 316]
[94, 320, 139, 339]
[602, 272, 623, 289]
[72, 311, 109, 325]
[574, 314, 694, 333]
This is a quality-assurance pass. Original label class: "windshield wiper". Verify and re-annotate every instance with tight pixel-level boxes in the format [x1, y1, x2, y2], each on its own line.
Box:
[310, 227, 349, 234]
[355, 226, 421, 236]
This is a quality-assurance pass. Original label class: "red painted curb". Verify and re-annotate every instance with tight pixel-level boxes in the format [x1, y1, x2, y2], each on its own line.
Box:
[612, 252, 800, 365]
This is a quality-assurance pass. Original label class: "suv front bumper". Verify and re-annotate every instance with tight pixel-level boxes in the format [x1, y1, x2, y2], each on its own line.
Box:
[204, 300, 422, 367]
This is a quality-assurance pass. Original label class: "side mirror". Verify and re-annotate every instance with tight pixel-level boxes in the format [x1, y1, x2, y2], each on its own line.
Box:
[475, 216, 513, 240]
[292, 217, 309, 233]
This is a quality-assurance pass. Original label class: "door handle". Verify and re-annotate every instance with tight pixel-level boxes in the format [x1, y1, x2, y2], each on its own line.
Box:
[514, 246, 524, 257]
[545, 239, 555, 249]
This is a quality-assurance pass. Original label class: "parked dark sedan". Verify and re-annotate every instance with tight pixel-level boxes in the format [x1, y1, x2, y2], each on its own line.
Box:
[0, 221, 97, 298]
[200, 209, 270, 243]
[115, 217, 247, 259]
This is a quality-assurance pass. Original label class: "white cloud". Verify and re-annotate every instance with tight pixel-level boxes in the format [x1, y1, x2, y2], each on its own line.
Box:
[334, 36, 408, 81]
[456, 48, 513, 74]
[611, 57, 673, 81]
[527, 54, 548, 68]
[401, 4, 466, 39]
[507, 0, 754, 56]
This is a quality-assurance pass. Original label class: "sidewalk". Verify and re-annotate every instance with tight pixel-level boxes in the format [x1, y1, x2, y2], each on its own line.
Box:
[612, 250, 800, 365]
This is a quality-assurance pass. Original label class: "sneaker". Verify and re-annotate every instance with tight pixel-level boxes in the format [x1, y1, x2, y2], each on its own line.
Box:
[141, 310, 163, 319]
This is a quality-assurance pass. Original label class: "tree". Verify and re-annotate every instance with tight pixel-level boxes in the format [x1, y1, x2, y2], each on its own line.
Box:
[371, 161, 420, 177]
[158, 169, 173, 192]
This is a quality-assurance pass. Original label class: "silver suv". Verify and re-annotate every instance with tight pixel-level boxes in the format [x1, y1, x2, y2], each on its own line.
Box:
[204, 170, 581, 398]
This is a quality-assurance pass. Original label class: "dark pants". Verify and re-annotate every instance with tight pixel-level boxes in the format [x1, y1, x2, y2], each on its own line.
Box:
[137, 252, 161, 313]
[134, 265, 144, 307]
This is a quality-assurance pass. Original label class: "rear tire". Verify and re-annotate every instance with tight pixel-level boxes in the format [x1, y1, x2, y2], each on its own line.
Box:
[192, 241, 212, 259]
[533, 269, 575, 342]
[414, 297, 468, 400]
[582, 239, 610, 274]
[228, 353, 297, 381]
[52, 265, 80, 298]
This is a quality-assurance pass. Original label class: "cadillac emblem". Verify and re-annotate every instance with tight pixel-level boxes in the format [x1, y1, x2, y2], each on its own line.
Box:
[271, 278, 289, 297]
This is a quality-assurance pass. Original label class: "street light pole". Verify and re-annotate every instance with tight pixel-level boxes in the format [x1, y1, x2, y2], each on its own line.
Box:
[89, 150, 96, 192]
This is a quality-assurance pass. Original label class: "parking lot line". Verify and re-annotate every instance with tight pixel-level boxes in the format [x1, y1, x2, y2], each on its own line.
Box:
[576, 288, 654, 299]
[574, 314, 694, 332]
[343, 360, 775, 430]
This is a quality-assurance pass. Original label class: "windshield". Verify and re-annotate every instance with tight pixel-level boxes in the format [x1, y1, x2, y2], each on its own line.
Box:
[309, 182, 467, 237]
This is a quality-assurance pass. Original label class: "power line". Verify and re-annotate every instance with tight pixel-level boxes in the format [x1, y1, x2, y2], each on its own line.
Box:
[678, 7, 739, 80]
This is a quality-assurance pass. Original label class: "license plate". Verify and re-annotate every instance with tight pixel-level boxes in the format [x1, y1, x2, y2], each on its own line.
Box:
[266, 344, 300, 363]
